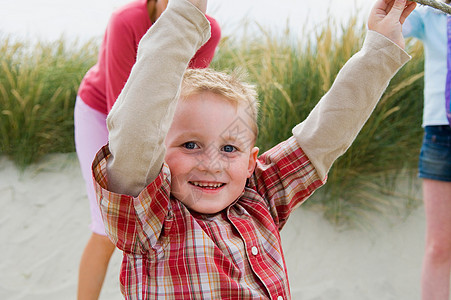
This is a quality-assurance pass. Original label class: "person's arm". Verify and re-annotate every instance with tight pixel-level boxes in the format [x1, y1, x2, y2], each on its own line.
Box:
[254, 26, 412, 225]
[105, 10, 219, 112]
[292, 0, 414, 180]
[189, 15, 221, 68]
[106, 0, 210, 197]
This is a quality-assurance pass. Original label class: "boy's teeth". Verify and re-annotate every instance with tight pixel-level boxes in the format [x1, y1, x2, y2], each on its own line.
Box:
[192, 182, 223, 188]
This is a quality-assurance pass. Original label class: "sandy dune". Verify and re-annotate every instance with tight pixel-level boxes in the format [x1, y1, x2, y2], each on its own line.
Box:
[0, 153, 425, 300]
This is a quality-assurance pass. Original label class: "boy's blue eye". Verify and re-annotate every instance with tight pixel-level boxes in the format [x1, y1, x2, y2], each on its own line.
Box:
[222, 145, 236, 153]
[183, 142, 198, 149]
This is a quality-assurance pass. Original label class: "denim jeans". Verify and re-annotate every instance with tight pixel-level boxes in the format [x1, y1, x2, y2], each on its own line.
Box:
[419, 125, 451, 182]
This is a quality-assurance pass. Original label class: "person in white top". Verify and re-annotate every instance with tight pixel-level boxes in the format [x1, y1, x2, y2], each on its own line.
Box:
[403, 1, 451, 299]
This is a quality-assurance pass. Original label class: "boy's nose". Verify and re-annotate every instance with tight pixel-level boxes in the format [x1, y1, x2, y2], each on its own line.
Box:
[196, 152, 225, 174]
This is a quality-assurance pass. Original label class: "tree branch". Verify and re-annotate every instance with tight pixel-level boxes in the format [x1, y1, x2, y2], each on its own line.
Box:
[412, 0, 451, 14]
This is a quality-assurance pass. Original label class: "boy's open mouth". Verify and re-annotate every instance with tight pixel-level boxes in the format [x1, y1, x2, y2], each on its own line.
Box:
[189, 181, 225, 189]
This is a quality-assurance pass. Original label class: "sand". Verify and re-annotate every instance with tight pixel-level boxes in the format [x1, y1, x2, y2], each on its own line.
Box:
[0, 152, 426, 300]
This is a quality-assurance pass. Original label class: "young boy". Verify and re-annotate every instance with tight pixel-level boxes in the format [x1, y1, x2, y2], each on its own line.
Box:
[92, 0, 416, 298]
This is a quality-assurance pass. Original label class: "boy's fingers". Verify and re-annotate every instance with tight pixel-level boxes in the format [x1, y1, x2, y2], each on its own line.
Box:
[400, 1, 417, 24]
[387, 0, 408, 19]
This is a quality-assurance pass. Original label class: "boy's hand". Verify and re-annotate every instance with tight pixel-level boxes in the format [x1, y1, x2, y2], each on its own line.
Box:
[367, 0, 416, 49]
[186, 0, 207, 14]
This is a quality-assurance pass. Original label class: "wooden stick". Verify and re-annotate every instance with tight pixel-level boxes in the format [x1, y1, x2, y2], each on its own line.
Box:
[411, 0, 451, 14]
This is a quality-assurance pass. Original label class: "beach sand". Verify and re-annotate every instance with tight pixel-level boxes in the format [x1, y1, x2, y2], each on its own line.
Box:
[0, 153, 425, 300]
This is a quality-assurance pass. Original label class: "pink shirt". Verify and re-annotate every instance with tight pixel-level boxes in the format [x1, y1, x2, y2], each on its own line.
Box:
[78, 0, 221, 114]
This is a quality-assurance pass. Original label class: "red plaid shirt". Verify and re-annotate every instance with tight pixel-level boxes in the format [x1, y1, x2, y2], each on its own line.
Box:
[93, 136, 325, 299]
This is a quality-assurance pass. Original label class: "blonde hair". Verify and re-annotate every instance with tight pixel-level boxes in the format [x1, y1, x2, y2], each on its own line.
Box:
[181, 68, 259, 138]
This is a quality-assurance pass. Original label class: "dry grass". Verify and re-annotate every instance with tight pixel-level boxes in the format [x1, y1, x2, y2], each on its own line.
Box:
[0, 36, 98, 167]
[0, 15, 425, 226]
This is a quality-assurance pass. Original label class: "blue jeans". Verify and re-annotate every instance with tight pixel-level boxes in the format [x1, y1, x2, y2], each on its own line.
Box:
[418, 125, 451, 182]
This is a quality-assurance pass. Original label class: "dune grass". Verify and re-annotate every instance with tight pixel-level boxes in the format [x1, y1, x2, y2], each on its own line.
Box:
[0, 36, 98, 167]
[0, 17, 425, 227]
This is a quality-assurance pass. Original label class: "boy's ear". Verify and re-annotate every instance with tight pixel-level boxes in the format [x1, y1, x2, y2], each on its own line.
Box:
[247, 147, 259, 177]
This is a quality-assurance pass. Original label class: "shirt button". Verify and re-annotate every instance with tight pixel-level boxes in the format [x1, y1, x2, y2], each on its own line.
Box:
[277, 296, 283, 300]
[251, 246, 258, 256]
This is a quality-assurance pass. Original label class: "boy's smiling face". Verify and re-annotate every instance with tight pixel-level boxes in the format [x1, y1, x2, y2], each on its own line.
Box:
[164, 91, 259, 214]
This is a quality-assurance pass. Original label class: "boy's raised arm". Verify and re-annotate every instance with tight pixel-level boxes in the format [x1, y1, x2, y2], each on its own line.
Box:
[292, 0, 415, 180]
[105, 0, 210, 197]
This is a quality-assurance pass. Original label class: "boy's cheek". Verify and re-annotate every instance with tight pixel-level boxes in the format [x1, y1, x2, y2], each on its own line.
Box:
[165, 150, 185, 171]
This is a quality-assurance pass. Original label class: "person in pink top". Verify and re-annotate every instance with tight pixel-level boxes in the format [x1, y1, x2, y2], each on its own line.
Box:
[73, 0, 221, 298]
